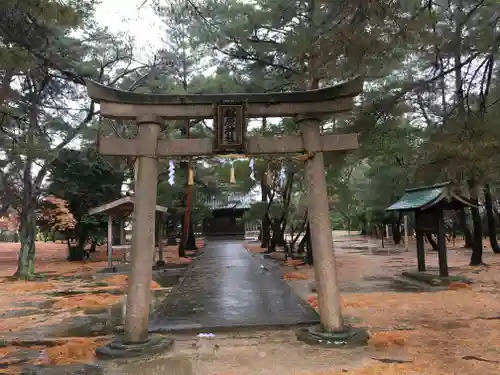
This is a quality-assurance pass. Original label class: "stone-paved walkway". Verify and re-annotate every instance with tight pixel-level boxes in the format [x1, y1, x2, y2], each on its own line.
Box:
[150, 240, 319, 332]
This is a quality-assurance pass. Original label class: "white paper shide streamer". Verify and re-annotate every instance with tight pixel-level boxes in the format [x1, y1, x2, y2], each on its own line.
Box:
[168, 160, 175, 185]
[249, 159, 256, 181]
[279, 166, 286, 187]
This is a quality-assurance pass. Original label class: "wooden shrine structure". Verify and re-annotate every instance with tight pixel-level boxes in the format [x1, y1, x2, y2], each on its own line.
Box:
[203, 206, 248, 239]
[386, 182, 476, 277]
[85, 77, 363, 345]
[202, 193, 251, 239]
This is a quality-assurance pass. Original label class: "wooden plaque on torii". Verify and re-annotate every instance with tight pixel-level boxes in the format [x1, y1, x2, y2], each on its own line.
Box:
[213, 103, 246, 154]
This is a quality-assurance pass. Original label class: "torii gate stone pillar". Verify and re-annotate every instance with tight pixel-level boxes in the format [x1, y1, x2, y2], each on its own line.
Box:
[125, 114, 161, 343]
[89, 78, 369, 358]
[298, 116, 343, 330]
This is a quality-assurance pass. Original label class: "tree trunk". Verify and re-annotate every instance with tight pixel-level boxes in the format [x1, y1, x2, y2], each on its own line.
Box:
[268, 219, 281, 253]
[15, 163, 37, 280]
[278, 170, 295, 245]
[177, 159, 194, 256]
[16, 220, 36, 280]
[65, 236, 72, 253]
[458, 207, 473, 248]
[166, 220, 178, 245]
[68, 228, 88, 261]
[155, 215, 159, 247]
[290, 211, 307, 254]
[259, 117, 270, 248]
[178, 118, 197, 255]
[178, 217, 187, 257]
[359, 214, 367, 235]
[185, 219, 197, 250]
[392, 213, 402, 245]
[260, 180, 271, 248]
[469, 181, 484, 265]
[261, 213, 271, 249]
[297, 234, 306, 254]
[425, 233, 438, 251]
[483, 184, 500, 253]
[304, 222, 313, 265]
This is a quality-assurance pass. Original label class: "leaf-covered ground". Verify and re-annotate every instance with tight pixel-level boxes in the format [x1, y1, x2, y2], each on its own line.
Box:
[0, 240, 202, 373]
[247, 235, 500, 375]
[1, 236, 499, 374]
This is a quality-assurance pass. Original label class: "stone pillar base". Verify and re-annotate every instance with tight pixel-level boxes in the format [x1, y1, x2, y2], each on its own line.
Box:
[296, 325, 369, 348]
[96, 334, 173, 359]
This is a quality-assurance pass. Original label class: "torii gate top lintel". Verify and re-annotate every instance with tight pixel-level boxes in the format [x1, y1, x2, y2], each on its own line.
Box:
[85, 77, 363, 120]
[86, 77, 363, 106]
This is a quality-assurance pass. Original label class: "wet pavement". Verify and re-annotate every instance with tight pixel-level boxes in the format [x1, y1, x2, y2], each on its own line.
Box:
[150, 240, 319, 332]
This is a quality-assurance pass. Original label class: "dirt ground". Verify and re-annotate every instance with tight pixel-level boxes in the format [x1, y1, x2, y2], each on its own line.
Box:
[0, 236, 499, 374]
[247, 234, 500, 375]
[0, 240, 202, 373]
[0, 240, 196, 278]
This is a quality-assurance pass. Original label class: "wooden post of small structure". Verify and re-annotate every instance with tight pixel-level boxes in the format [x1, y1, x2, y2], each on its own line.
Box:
[437, 208, 449, 277]
[107, 215, 113, 269]
[414, 210, 426, 272]
[125, 115, 162, 344]
[404, 214, 409, 251]
[120, 218, 126, 245]
[298, 116, 343, 332]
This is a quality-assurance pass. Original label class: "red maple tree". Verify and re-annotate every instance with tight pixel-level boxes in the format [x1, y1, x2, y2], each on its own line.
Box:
[37, 196, 76, 233]
[0, 209, 20, 232]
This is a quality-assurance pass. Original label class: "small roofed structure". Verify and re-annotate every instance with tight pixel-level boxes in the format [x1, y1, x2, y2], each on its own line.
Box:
[89, 196, 169, 271]
[203, 196, 251, 239]
[386, 182, 477, 277]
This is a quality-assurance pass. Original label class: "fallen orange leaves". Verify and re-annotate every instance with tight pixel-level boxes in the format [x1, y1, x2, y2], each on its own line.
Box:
[245, 244, 267, 253]
[0, 346, 16, 357]
[46, 338, 107, 365]
[101, 274, 160, 290]
[51, 294, 121, 310]
[447, 282, 472, 290]
[286, 259, 305, 266]
[101, 274, 128, 287]
[283, 271, 310, 280]
[307, 295, 319, 310]
[3, 281, 57, 293]
[294, 363, 431, 375]
[307, 294, 379, 310]
[368, 331, 406, 348]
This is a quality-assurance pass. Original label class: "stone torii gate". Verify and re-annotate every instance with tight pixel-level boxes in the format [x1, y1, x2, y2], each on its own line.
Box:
[86, 77, 367, 354]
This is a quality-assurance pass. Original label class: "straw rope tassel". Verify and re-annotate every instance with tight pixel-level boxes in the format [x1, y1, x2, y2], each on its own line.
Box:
[188, 166, 194, 186]
[230, 163, 236, 184]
